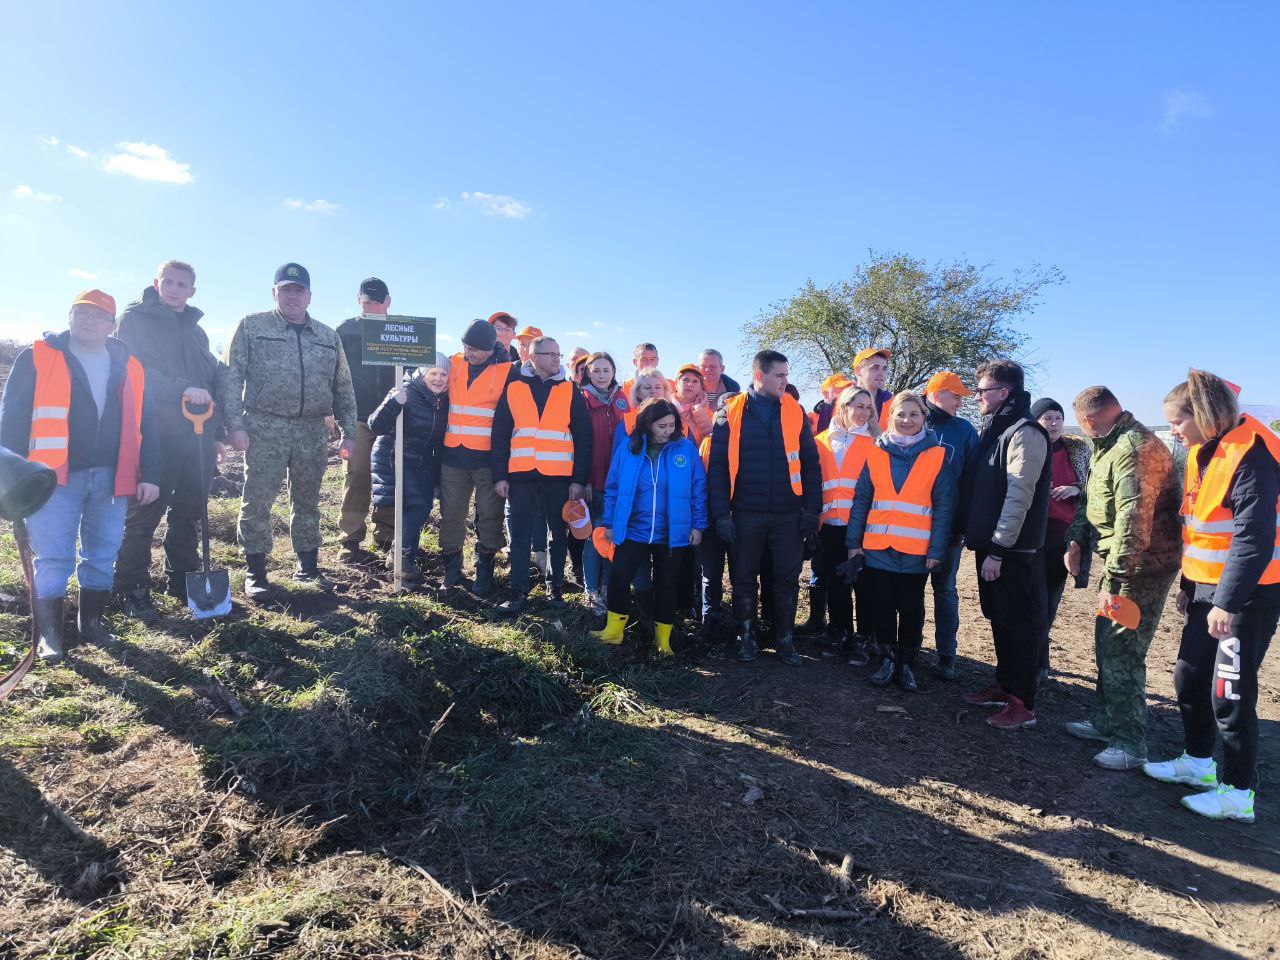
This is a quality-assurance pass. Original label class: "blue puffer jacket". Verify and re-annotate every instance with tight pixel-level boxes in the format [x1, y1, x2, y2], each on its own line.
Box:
[368, 374, 448, 508]
[603, 436, 708, 547]
[845, 431, 957, 574]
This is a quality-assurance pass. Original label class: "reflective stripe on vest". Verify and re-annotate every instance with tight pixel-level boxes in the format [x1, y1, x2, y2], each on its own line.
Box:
[725, 392, 805, 499]
[507, 379, 575, 476]
[862, 444, 945, 556]
[1181, 414, 1280, 586]
[444, 355, 509, 451]
[27, 340, 145, 495]
[815, 429, 872, 527]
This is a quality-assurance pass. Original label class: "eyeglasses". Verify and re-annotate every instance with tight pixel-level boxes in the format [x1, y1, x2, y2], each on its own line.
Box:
[535, 351, 562, 358]
[976, 385, 1007, 395]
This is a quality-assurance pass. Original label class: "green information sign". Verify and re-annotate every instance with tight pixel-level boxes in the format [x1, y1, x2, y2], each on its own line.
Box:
[360, 314, 436, 367]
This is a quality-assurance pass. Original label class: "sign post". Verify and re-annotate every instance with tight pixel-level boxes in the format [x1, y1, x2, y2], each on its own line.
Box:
[360, 314, 436, 592]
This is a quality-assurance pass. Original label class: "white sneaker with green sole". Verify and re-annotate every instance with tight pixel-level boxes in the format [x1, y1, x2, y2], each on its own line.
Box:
[1143, 753, 1218, 789]
[1181, 785, 1255, 823]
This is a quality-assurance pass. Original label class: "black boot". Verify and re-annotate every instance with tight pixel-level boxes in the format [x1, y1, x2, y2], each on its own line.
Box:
[34, 596, 65, 662]
[774, 632, 802, 666]
[244, 553, 271, 600]
[931, 654, 957, 681]
[545, 579, 565, 609]
[869, 656, 896, 687]
[896, 649, 919, 692]
[293, 549, 330, 587]
[736, 620, 759, 662]
[442, 550, 468, 590]
[77, 589, 115, 646]
[470, 550, 495, 597]
[388, 549, 423, 585]
[114, 585, 159, 624]
[497, 592, 528, 617]
[845, 631, 870, 667]
[795, 587, 827, 635]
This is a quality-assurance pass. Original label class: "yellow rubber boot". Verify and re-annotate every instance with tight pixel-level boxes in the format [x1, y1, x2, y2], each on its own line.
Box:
[654, 622, 674, 656]
[591, 611, 629, 645]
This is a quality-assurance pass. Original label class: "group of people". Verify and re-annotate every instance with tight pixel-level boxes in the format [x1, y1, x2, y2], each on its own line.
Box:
[0, 261, 1275, 827]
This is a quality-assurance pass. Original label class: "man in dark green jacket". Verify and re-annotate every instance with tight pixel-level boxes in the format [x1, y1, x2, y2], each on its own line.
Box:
[1065, 386, 1181, 770]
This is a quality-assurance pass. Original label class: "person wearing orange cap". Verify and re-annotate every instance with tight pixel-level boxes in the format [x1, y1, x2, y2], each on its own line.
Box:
[513, 325, 543, 368]
[852, 348, 895, 431]
[922, 371, 979, 679]
[811, 373, 853, 436]
[0, 290, 161, 660]
[489, 312, 520, 362]
[673, 364, 713, 446]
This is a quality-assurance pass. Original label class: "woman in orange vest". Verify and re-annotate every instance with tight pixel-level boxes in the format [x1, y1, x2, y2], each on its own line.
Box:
[813, 387, 879, 666]
[846, 392, 956, 691]
[0, 291, 161, 662]
[1144, 371, 1280, 823]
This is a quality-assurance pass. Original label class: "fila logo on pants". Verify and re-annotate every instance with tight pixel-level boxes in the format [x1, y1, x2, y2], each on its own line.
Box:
[1215, 636, 1242, 702]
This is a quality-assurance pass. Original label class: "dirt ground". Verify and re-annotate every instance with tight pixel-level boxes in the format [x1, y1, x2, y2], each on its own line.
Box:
[0, 477, 1277, 959]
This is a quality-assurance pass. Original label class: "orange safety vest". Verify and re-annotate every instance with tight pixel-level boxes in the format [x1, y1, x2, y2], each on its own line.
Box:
[622, 409, 639, 436]
[862, 444, 945, 555]
[725, 392, 804, 499]
[699, 435, 711, 472]
[444, 355, 510, 451]
[27, 340, 145, 496]
[507, 379, 575, 476]
[1181, 414, 1280, 586]
[815, 430, 873, 527]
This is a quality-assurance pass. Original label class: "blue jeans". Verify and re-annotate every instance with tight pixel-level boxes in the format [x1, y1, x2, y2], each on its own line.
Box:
[583, 491, 610, 600]
[25, 467, 128, 599]
[929, 543, 964, 658]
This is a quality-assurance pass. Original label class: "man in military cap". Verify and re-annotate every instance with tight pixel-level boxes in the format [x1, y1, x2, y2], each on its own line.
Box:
[223, 263, 357, 597]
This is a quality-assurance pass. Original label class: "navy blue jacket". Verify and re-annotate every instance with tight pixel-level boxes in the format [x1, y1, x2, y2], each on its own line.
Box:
[603, 436, 708, 547]
[707, 388, 822, 521]
[367, 374, 448, 508]
[0, 332, 160, 484]
[925, 398, 979, 538]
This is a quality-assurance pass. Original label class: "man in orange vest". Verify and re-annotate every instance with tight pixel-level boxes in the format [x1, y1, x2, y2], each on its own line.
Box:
[490, 336, 593, 616]
[0, 290, 160, 661]
[439, 320, 512, 595]
[853, 347, 894, 431]
[707, 350, 821, 665]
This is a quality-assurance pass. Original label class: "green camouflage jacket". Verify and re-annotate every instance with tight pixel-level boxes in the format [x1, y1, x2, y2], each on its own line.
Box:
[221, 310, 357, 436]
[1067, 411, 1182, 590]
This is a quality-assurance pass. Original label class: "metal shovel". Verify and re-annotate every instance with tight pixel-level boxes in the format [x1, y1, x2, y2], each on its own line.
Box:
[183, 399, 232, 619]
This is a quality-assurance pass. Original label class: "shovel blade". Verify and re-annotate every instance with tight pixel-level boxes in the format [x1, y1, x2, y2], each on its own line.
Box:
[186, 569, 232, 620]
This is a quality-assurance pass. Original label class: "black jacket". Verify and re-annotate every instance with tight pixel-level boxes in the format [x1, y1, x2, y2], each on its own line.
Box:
[964, 390, 1051, 555]
[368, 374, 449, 507]
[116, 286, 223, 438]
[1185, 435, 1280, 613]
[490, 366, 593, 485]
[337, 316, 398, 422]
[0, 332, 160, 484]
[707, 388, 822, 521]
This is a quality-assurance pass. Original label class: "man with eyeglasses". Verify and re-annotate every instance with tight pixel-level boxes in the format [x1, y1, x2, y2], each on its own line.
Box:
[490, 336, 592, 615]
[961, 359, 1051, 730]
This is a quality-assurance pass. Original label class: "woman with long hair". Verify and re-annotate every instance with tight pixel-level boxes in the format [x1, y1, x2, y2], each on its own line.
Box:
[580, 351, 628, 617]
[1144, 371, 1280, 823]
[846, 392, 956, 691]
[592, 398, 707, 655]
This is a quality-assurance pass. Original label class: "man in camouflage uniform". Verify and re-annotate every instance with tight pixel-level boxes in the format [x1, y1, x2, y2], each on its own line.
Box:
[1064, 386, 1181, 770]
[223, 263, 357, 597]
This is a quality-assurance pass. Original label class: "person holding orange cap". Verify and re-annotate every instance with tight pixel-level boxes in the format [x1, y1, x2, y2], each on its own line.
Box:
[922, 371, 979, 679]
[852, 348, 894, 431]
[1, 290, 161, 660]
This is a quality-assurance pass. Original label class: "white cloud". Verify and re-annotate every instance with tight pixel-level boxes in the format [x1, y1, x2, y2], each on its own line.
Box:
[459, 191, 531, 219]
[66, 144, 90, 159]
[284, 198, 340, 213]
[69, 267, 99, 280]
[432, 197, 451, 210]
[102, 141, 193, 184]
[1160, 89, 1213, 131]
[12, 184, 62, 203]
[563, 330, 590, 338]
[591, 320, 606, 328]
[38, 135, 58, 147]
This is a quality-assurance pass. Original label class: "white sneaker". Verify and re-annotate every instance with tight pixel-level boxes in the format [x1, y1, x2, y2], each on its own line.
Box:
[1064, 720, 1109, 742]
[533, 551, 549, 577]
[1143, 753, 1218, 789]
[1093, 746, 1147, 771]
[1182, 785, 1255, 823]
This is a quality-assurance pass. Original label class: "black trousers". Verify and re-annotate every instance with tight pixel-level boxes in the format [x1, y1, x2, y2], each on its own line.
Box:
[609, 539, 686, 624]
[731, 511, 803, 634]
[113, 434, 214, 590]
[818, 523, 853, 632]
[507, 479, 569, 598]
[975, 550, 1046, 709]
[1040, 531, 1070, 669]
[1175, 597, 1279, 790]
[863, 566, 928, 662]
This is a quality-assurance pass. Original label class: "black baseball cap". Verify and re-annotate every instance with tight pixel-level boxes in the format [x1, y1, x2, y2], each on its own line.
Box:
[359, 277, 389, 303]
[273, 262, 310, 289]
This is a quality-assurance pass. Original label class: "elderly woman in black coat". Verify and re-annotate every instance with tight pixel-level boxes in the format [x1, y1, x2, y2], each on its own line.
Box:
[368, 358, 449, 582]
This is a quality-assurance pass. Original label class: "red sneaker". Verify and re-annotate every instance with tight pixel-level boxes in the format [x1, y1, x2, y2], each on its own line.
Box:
[987, 696, 1036, 730]
[963, 683, 1010, 707]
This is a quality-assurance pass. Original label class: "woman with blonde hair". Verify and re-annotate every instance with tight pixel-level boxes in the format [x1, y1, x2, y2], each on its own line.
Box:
[846, 391, 956, 691]
[1144, 370, 1280, 823]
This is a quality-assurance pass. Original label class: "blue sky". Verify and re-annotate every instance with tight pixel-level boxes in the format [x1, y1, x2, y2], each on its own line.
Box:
[2, 1, 1277, 423]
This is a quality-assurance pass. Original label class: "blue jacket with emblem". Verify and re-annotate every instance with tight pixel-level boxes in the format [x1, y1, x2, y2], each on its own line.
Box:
[603, 435, 708, 547]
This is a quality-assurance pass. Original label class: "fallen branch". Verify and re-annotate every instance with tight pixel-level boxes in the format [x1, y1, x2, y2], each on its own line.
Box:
[394, 852, 510, 960]
[762, 893, 862, 921]
[194, 775, 242, 841]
